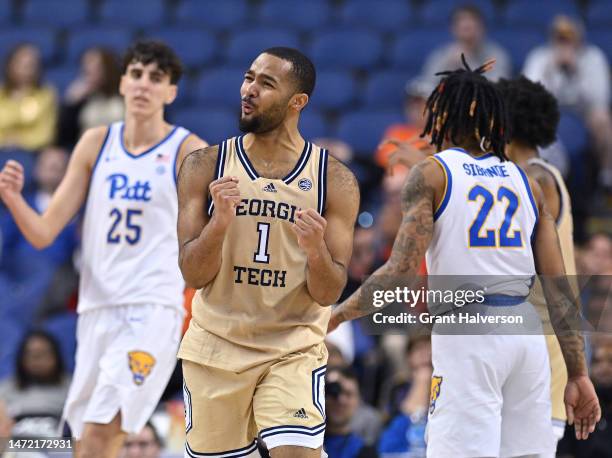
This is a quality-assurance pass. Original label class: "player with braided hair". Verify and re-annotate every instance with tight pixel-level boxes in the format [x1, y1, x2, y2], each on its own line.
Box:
[329, 57, 599, 456]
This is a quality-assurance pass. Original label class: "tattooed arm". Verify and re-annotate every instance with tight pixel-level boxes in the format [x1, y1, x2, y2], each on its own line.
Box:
[329, 158, 444, 329]
[530, 177, 601, 439]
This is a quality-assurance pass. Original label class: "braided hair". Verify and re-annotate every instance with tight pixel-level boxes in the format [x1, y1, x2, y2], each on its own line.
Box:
[421, 54, 509, 160]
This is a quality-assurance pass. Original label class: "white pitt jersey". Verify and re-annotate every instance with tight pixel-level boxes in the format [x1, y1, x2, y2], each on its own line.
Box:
[78, 122, 191, 313]
[425, 148, 538, 297]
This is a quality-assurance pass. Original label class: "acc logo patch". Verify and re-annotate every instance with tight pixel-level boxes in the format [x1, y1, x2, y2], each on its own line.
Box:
[429, 375, 443, 414]
[298, 178, 312, 191]
[128, 351, 156, 386]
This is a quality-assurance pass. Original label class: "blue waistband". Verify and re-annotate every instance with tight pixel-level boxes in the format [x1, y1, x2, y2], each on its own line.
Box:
[481, 294, 527, 306]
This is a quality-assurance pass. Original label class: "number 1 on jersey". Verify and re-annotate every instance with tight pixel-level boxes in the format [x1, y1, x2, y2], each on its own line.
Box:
[253, 222, 271, 263]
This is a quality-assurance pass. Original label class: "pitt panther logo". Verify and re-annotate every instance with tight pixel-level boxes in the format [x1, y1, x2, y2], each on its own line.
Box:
[128, 351, 156, 386]
[429, 375, 443, 415]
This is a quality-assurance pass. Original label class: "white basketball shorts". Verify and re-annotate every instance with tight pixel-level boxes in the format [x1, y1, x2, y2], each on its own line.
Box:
[426, 329, 556, 457]
[62, 304, 183, 439]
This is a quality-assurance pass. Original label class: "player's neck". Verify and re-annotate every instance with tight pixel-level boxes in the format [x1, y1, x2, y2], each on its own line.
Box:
[243, 125, 304, 162]
[123, 114, 172, 155]
[506, 142, 538, 167]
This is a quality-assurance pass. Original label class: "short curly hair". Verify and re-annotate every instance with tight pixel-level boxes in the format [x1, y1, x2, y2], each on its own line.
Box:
[122, 40, 183, 84]
[497, 76, 559, 149]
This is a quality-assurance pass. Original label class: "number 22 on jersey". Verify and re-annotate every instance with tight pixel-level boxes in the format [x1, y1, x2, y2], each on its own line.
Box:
[468, 185, 522, 248]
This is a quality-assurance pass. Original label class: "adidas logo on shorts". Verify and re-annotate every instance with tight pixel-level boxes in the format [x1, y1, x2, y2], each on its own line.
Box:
[293, 408, 308, 419]
[263, 183, 277, 193]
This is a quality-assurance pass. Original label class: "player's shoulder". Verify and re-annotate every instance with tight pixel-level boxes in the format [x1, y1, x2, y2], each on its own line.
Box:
[524, 161, 557, 194]
[178, 144, 220, 179]
[80, 125, 111, 147]
[326, 154, 359, 195]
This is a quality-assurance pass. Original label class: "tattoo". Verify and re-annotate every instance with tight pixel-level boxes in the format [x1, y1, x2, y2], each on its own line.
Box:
[326, 156, 360, 214]
[177, 145, 219, 185]
[336, 161, 436, 320]
[537, 208, 586, 376]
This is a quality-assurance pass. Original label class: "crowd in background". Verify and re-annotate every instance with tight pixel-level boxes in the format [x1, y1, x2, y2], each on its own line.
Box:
[0, 1, 611, 457]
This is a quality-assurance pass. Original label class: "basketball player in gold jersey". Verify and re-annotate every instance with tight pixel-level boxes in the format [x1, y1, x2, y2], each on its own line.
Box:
[177, 48, 359, 457]
[498, 76, 578, 453]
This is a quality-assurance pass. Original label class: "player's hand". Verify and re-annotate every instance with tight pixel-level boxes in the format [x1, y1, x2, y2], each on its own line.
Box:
[0, 160, 25, 203]
[564, 375, 601, 440]
[291, 208, 326, 258]
[382, 138, 431, 175]
[209, 176, 241, 228]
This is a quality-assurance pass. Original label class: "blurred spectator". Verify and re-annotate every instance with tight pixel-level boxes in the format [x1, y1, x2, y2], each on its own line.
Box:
[0, 146, 78, 327]
[376, 77, 434, 176]
[324, 367, 379, 458]
[578, 233, 612, 276]
[0, 44, 57, 151]
[118, 422, 162, 458]
[422, 5, 511, 85]
[0, 330, 70, 437]
[523, 15, 612, 190]
[558, 336, 612, 456]
[58, 47, 123, 148]
[378, 335, 432, 457]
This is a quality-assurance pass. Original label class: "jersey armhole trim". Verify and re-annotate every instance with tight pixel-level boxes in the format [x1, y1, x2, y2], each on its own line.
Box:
[317, 148, 328, 215]
[431, 155, 452, 221]
[207, 140, 227, 217]
[90, 125, 111, 177]
[173, 131, 193, 188]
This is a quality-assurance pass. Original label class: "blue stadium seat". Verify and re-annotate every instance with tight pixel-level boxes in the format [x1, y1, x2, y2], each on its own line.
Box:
[557, 112, 588, 159]
[171, 108, 238, 145]
[339, 0, 414, 31]
[504, 0, 580, 28]
[586, 1, 612, 27]
[143, 28, 217, 69]
[225, 28, 300, 66]
[309, 29, 383, 70]
[43, 312, 77, 372]
[364, 70, 411, 110]
[389, 28, 452, 71]
[0, 318, 24, 380]
[588, 28, 612, 63]
[301, 110, 329, 140]
[419, 0, 497, 26]
[0, 1, 12, 24]
[308, 71, 356, 111]
[98, 0, 167, 28]
[258, 0, 332, 31]
[22, 0, 90, 27]
[336, 110, 403, 157]
[174, 0, 248, 30]
[45, 65, 77, 98]
[489, 28, 545, 72]
[193, 67, 244, 107]
[0, 27, 57, 64]
[65, 27, 133, 63]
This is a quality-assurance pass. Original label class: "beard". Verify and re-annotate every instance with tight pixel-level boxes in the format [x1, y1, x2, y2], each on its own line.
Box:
[238, 99, 288, 134]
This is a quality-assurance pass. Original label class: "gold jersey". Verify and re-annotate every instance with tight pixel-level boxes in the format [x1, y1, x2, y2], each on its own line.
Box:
[179, 136, 331, 372]
[527, 157, 577, 423]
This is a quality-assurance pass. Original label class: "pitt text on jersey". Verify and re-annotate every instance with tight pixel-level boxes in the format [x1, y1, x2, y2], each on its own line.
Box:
[232, 197, 300, 288]
[107, 173, 152, 201]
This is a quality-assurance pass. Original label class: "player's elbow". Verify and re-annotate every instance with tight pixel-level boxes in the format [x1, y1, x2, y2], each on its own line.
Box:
[312, 285, 344, 307]
[29, 231, 55, 250]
